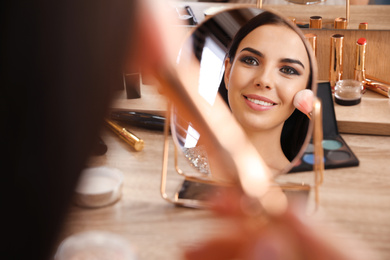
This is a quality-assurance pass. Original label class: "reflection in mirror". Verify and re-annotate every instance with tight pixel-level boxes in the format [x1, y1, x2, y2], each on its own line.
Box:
[172, 8, 316, 180]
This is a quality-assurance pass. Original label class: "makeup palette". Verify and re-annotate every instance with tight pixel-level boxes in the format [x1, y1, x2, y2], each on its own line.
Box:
[290, 82, 359, 173]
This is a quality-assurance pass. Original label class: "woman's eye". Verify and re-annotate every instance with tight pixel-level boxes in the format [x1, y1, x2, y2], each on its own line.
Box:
[240, 56, 259, 66]
[280, 66, 300, 76]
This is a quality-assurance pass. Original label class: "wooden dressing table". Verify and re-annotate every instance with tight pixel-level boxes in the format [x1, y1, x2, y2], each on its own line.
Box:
[56, 83, 390, 260]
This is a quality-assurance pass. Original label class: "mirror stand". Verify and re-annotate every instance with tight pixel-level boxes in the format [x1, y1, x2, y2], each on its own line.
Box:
[160, 102, 215, 208]
[160, 99, 325, 210]
[160, 100, 325, 210]
[313, 97, 325, 211]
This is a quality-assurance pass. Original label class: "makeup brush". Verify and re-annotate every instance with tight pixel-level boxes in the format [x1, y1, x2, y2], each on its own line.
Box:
[294, 89, 314, 119]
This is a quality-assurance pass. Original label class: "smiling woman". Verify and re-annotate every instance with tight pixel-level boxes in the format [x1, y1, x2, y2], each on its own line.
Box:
[221, 11, 312, 173]
[172, 8, 315, 178]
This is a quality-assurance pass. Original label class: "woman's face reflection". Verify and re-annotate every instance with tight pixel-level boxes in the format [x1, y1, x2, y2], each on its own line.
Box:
[174, 9, 314, 174]
[224, 24, 310, 134]
[222, 21, 311, 172]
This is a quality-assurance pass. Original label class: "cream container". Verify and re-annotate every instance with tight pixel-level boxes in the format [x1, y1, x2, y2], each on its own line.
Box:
[74, 166, 124, 208]
[334, 79, 364, 106]
[55, 231, 137, 260]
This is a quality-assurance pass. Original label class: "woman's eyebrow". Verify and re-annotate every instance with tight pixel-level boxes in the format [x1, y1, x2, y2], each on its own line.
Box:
[240, 47, 264, 58]
[280, 58, 305, 69]
[240, 47, 305, 69]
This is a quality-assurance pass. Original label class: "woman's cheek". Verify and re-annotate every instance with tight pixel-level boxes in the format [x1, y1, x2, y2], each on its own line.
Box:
[232, 66, 254, 88]
[280, 79, 307, 103]
[279, 87, 298, 107]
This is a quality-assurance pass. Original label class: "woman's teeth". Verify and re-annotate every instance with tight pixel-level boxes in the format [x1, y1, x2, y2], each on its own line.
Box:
[246, 97, 274, 106]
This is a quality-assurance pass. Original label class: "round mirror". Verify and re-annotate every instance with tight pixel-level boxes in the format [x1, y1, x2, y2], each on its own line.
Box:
[171, 7, 317, 180]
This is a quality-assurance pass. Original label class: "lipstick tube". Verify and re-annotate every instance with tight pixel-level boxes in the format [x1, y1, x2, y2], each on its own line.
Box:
[364, 75, 390, 98]
[309, 16, 322, 29]
[334, 17, 347, 29]
[359, 22, 368, 30]
[329, 34, 344, 91]
[353, 37, 390, 98]
[305, 33, 317, 56]
[105, 118, 144, 151]
[110, 110, 165, 131]
[354, 38, 366, 83]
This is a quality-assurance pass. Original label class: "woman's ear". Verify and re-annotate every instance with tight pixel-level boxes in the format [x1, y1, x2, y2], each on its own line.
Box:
[224, 58, 232, 90]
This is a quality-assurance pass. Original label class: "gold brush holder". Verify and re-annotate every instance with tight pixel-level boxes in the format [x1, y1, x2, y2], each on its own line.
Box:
[160, 99, 325, 210]
[313, 97, 324, 210]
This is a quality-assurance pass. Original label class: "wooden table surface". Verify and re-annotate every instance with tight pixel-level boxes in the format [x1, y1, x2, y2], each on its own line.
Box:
[335, 90, 390, 136]
[56, 85, 390, 260]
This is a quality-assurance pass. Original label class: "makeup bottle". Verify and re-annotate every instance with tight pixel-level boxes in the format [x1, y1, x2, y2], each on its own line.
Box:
[309, 16, 322, 29]
[305, 33, 317, 56]
[329, 34, 344, 91]
[354, 38, 366, 83]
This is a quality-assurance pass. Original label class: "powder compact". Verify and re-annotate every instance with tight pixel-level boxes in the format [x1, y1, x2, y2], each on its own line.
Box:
[291, 82, 359, 172]
[74, 166, 124, 208]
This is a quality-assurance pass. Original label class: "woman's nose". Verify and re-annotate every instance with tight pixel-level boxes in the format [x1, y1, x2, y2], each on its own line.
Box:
[254, 67, 274, 90]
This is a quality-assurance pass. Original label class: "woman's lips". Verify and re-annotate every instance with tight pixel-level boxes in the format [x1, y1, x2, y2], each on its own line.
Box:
[243, 94, 276, 111]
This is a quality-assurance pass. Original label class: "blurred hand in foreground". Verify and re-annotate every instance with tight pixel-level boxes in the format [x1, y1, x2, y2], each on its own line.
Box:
[184, 187, 367, 260]
[132, 2, 373, 260]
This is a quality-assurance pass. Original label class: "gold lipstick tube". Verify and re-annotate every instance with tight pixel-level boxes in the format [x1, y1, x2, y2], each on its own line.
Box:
[309, 16, 322, 29]
[354, 38, 366, 83]
[105, 118, 144, 151]
[364, 75, 390, 98]
[305, 33, 317, 56]
[329, 34, 344, 91]
[359, 22, 368, 30]
[334, 17, 347, 29]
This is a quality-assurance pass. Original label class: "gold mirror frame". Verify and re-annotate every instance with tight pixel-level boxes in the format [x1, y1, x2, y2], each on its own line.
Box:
[159, 6, 324, 209]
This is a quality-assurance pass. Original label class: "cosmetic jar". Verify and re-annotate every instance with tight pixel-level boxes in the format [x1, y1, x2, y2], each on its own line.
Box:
[55, 231, 137, 260]
[334, 79, 364, 106]
[74, 166, 124, 208]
